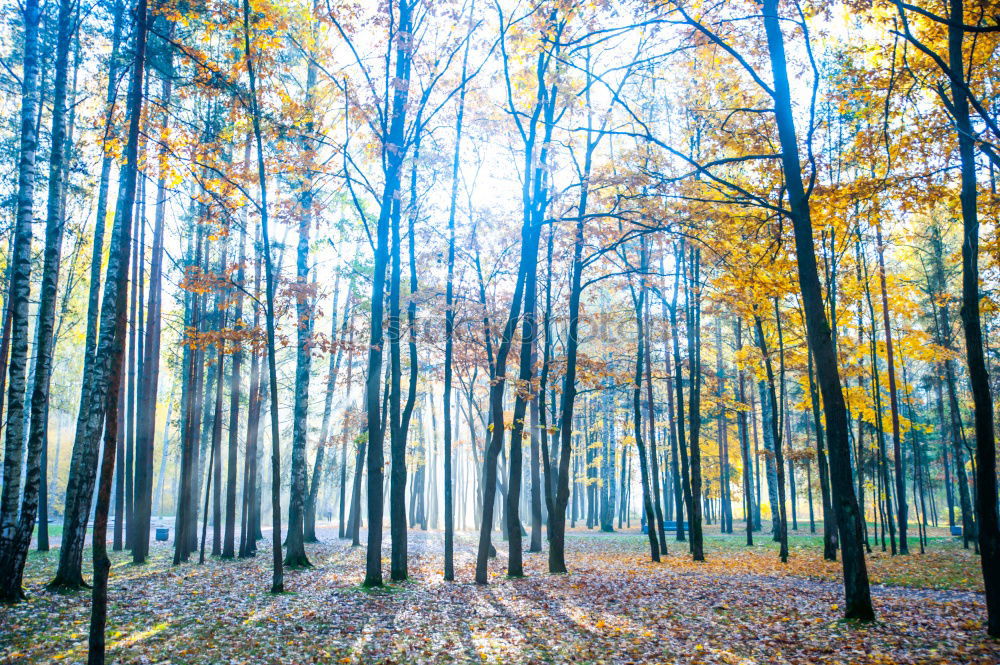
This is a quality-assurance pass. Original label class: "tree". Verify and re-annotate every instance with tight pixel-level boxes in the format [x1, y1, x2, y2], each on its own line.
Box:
[441, 0, 475, 581]
[891, 0, 1000, 634]
[242, 0, 284, 593]
[50, 0, 126, 590]
[627, 238, 661, 563]
[945, 0, 1000, 635]
[359, 0, 413, 588]
[132, 37, 173, 565]
[760, 0, 873, 619]
[684, 246, 705, 562]
[0, 0, 44, 602]
[87, 0, 149, 657]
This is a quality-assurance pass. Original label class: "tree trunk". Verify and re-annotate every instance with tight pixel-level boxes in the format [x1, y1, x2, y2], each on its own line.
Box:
[239, 223, 263, 560]
[504, 178, 544, 577]
[685, 248, 704, 561]
[86, 0, 148, 657]
[670, 241, 693, 548]
[0, 0, 62, 602]
[361, 0, 413, 588]
[442, 11, 472, 574]
[337, 324, 357, 541]
[874, 222, 908, 553]
[630, 241, 660, 562]
[808, 346, 838, 560]
[644, 288, 667, 551]
[209, 296, 226, 557]
[388, 125, 421, 581]
[285, 93, 315, 569]
[548, 139, 583, 573]
[859, 235, 897, 555]
[948, 0, 1000, 634]
[477, 42, 557, 582]
[538, 230, 556, 539]
[338, 402, 352, 538]
[715, 318, 733, 534]
[754, 312, 789, 565]
[0, 244, 12, 477]
[762, 0, 873, 620]
[174, 222, 204, 564]
[735, 320, 754, 546]
[242, 0, 283, 593]
[200, 388, 219, 564]
[600, 380, 617, 532]
[0, 0, 41, 578]
[132, 66, 172, 564]
[222, 142, 250, 559]
[123, 173, 144, 552]
[50, 0, 123, 591]
[39, 22, 83, 555]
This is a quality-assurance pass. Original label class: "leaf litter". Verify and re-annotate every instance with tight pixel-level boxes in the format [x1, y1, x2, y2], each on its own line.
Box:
[2, 528, 998, 664]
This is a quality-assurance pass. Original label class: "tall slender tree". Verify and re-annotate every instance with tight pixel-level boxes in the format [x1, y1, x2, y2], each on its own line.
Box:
[87, 0, 150, 658]
[242, 0, 284, 593]
[132, 48, 173, 565]
[761, 0, 873, 619]
[0, 0, 59, 603]
[942, 0, 1000, 634]
[360, 0, 413, 588]
[51, 0, 126, 590]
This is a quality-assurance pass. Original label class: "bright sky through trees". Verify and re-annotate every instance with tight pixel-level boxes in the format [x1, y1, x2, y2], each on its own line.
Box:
[1, 0, 1000, 663]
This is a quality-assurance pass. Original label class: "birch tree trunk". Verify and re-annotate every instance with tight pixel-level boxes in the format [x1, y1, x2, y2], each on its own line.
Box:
[50, 0, 124, 591]
[87, 0, 149, 657]
[0, 0, 58, 602]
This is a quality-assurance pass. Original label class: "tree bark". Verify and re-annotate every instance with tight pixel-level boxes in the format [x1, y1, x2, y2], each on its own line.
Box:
[630, 241, 661, 562]
[859, 234, 897, 555]
[132, 65, 172, 564]
[362, 0, 413, 588]
[0, 0, 64, 602]
[735, 320, 754, 546]
[762, 0, 873, 620]
[874, 222, 908, 553]
[239, 223, 263, 560]
[948, 0, 1000, 634]
[645, 287, 668, 551]
[808, 346, 838, 560]
[442, 5, 473, 574]
[0, 0, 41, 580]
[285, 104, 315, 570]
[670, 241, 693, 549]
[685, 248, 705, 561]
[242, 0, 284, 593]
[504, 193, 542, 578]
[50, 0, 124, 590]
[86, 0, 148, 657]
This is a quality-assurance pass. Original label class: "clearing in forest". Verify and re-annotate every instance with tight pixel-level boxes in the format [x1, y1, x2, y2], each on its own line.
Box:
[2, 527, 996, 665]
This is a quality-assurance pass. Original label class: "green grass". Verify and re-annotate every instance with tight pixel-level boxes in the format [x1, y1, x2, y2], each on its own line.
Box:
[579, 521, 980, 591]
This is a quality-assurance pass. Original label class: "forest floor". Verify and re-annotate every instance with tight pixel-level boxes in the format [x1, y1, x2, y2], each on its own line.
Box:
[3, 524, 998, 664]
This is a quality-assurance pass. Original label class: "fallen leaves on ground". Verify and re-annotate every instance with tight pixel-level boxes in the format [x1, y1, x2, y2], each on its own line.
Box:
[1, 526, 997, 664]
[654, 527, 984, 593]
